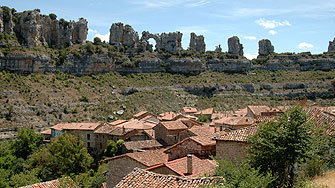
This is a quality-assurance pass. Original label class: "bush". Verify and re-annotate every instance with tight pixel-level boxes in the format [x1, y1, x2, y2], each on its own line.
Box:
[49, 13, 57, 20]
[85, 42, 95, 54]
[79, 96, 89, 102]
[93, 37, 102, 45]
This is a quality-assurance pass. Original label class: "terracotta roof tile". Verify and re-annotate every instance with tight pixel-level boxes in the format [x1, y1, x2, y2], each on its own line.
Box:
[159, 120, 188, 130]
[40, 129, 51, 135]
[60, 123, 101, 131]
[116, 119, 155, 130]
[94, 123, 117, 134]
[158, 112, 179, 121]
[106, 149, 168, 167]
[215, 126, 258, 142]
[183, 107, 198, 113]
[109, 120, 128, 126]
[187, 126, 215, 137]
[146, 155, 217, 177]
[247, 105, 270, 116]
[123, 140, 163, 151]
[115, 167, 222, 188]
[195, 108, 214, 115]
[214, 116, 254, 126]
[190, 136, 216, 146]
[133, 111, 151, 118]
[19, 177, 78, 188]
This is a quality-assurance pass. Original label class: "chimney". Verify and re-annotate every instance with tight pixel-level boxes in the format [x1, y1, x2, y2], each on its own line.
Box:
[187, 154, 193, 175]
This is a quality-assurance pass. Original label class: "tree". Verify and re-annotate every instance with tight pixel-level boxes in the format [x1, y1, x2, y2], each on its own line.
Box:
[104, 139, 124, 157]
[49, 13, 57, 20]
[248, 106, 312, 187]
[211, 159, 274, 188]
[11, 128, 44, 159]
[28, 133, 93, 181]
[198, 114, 210, 122]
[93, 37, 102, 45]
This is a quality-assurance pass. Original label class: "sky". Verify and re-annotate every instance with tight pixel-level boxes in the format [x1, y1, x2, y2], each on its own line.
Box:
[1, 0, 335, 59]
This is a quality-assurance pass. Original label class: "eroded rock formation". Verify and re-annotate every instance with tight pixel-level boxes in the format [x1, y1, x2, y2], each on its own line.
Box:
[215, 45, 222, 52]
[109, 23, 139, 48]
[328, 38, 335, 52]
[0, 6, 14, 34]
[0, 7, 87, 48]
[141, 30, 183, 54]
[258, 39, 274, 56]
[228, 36, 243, 56]
[189, 32, 205, 52]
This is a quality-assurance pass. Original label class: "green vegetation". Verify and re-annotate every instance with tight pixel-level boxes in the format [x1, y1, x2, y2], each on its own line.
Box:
[104, 139, 124, 157]
[0, 130, 105, 187]
[211, 106, 335, 187]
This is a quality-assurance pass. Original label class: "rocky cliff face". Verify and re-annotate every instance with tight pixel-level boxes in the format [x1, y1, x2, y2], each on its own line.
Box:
[258, 39, 274, 56]
[109, 23, 139, 48]
[0, 7, 87, 48]
[189, 32, 205, 52]
[228, 36, 243, 56]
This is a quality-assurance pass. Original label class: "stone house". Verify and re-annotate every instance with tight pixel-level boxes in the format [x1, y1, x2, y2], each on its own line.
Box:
[164, 136, 216, 161]
[153, 120, 188, 146]
[146, 154, 217, 177]
[114, 168, 221, 188]
[61, 123, 102, 149]
[122, 139, 163, 153]
[246, 105, 281, 118]
[106, 149, 168, 187]
[215, 126, 258, 163]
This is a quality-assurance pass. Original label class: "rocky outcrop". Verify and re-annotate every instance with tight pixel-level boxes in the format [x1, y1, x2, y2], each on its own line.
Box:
[206, 58, 252, 72]
[328, 38, 335, 52]
[109, 23, 139, 48]
[189, 32, 205, 52]
[0, 6, 14, 34]
[141, 30, 183, 54]
[215, 45, 222, 52]
[228, 36, 243, 56]
[0, 8, 87, 48]
[258, 39, 274, 56]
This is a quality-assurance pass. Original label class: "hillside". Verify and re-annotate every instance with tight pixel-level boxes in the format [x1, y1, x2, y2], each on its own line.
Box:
[0, 69, 334, 138]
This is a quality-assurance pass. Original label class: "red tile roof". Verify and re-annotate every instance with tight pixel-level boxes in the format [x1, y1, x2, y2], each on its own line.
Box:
[195, 108, 214, 115]
[94, 123, 117, 134]
[214, 116, 254, 126]
[40, 129, 51, 135]
[159, 120, 188, 130]
[106, 149, 168, 167]
[159, 112, 179, 121]
[115, 167, 222, 188]
[117, 119, 155, 130]
[109, 120, 128, 126]
[247, 106, 270, 116]
[146, 155, 217, 177]
[19, 177, 78, 188]
[215, 126, 258, 142]
[165, 135, 216, 153]
[123, 140, 163, 151]
[133, 111, 151, 118]
[183, 107, 198, 113]
[186, 126, 215, 137]
[60, 123, 102, 131]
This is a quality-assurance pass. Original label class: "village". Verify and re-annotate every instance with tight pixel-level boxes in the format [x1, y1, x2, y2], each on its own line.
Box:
[27, 104, 335, 187]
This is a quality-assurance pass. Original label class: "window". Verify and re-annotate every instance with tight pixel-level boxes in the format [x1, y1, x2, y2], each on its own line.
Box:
[87, 134, 90, 140]
[174, 135, 178, 142]
[103, 135, 105, 139]
[100, 143, 102, 149]
[87, 142, 90, 147]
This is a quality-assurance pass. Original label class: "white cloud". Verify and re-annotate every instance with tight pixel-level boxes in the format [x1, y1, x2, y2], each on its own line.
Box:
[88, 29, 98, 35]
[187, 0, 211, 7]
[93, 32, 110, 42]
[298, 42, 314, 49]
[244, 53, 258, 60]
[243, 36, 256, 40]
[268, 30, 277, 35]
[256, 18, 291, 29]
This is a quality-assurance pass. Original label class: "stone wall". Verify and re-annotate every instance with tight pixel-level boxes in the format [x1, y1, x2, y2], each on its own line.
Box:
[216, 141, 250, 163]
[107, 157, 147, 188]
